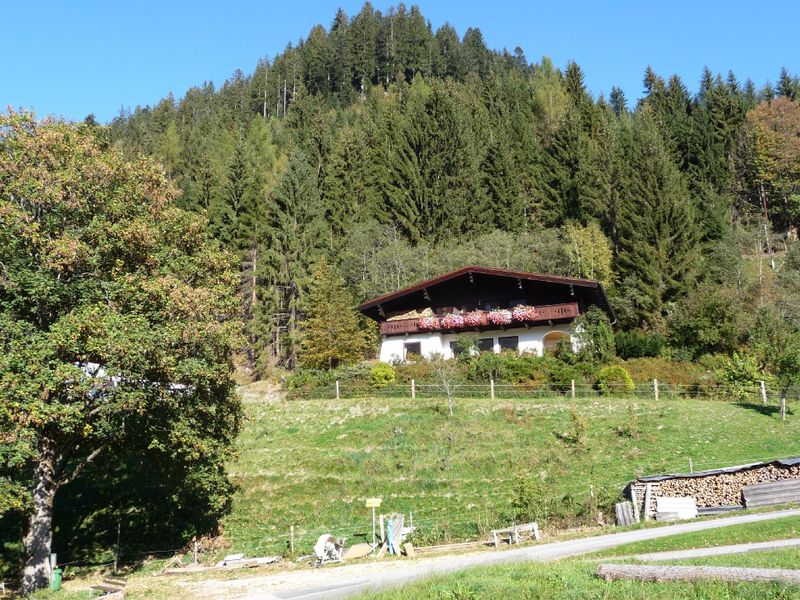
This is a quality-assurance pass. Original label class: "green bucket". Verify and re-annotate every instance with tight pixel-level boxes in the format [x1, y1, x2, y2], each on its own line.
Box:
[50, 567, 62, 591]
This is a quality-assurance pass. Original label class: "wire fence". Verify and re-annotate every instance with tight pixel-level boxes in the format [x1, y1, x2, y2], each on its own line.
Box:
[101, 451, 800, 562]
[290, 379, 800, 404]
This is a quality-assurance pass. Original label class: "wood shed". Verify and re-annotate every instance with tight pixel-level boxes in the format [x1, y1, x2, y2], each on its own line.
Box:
[626, 457, 800, 520]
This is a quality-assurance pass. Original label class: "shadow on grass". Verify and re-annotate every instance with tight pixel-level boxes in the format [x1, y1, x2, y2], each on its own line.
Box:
[0, 449, 236, 584]
[735, 402, 793, 418]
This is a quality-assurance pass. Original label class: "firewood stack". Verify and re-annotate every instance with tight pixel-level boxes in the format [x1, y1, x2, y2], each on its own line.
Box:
[629, 463, 800, 517]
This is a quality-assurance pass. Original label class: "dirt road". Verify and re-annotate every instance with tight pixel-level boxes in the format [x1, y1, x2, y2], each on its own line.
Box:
[172, 508, 800, 599]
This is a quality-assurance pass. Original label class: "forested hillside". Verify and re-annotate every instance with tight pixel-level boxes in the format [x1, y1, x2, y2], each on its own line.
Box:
[107, 2, 800, 374]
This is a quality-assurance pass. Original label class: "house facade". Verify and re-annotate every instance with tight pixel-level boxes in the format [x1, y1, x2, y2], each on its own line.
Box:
[357, 266, 614, 363]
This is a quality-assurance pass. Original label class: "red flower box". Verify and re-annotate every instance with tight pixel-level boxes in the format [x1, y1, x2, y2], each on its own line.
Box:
[512, 305, 539, 322]
[487, 309, 512, 326]
[464, 310, 488, 327]
[418, 316, 440, 330]
[441, 314, 466, 329]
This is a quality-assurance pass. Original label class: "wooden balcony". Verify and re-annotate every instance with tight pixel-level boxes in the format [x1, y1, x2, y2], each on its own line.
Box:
[380, 302, 580, 336]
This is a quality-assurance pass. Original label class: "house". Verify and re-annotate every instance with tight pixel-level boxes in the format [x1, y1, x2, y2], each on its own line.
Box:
[357, 266, 614, 363]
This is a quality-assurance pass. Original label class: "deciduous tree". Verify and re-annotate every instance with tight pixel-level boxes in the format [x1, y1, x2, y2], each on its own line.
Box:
[0, 112, 241, 593]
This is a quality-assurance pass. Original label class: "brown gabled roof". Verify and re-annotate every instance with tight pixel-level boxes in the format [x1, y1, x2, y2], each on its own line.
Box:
[358, 265, 613, 320]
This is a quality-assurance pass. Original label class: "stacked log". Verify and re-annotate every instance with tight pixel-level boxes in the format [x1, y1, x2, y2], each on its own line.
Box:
[629, 463, 800, 518]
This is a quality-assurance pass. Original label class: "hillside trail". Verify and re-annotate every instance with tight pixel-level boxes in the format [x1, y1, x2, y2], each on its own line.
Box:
[237, 380, 285, 404]
[162, 508, 800, 600]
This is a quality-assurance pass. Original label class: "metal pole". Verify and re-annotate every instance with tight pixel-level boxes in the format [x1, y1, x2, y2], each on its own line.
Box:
[372, 507, 376, 546]
[336, 380, 340, 400]
[290, 525, 295, 553]
[114, 516, 121, 574]
[411, 379, 416, 400]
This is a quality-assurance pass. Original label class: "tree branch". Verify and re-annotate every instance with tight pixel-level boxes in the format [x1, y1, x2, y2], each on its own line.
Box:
[58, 444, 107, 486]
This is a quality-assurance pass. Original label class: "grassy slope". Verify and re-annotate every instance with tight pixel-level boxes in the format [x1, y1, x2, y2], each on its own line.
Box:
[593, 516, 800, 557]
[223, 391, 800, 558]
[355, 552, 800, 600]
[358, 520, 800, 600]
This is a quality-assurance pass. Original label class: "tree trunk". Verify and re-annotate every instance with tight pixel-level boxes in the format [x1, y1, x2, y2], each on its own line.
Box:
[596, 563, 800, 584]
[21, 437, 59, 595]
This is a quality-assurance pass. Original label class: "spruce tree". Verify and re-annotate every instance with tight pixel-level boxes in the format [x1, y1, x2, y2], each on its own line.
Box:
[299, 260, 368, 369]
[609, 86, 627, 116]
[264, 150, 328, 367]
[615, 113, 699, 328]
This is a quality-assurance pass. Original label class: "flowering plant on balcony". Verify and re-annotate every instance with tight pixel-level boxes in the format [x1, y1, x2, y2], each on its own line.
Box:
[487, 309, 513, 326]
[418, 316, 440, 330]
[512, 305, 539, 322]
[441, 314, 465, 329]
[464, 310, 488, 327]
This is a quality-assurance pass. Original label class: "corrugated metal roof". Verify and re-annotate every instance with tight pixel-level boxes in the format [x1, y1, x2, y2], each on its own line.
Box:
[633, 457, 800, 483]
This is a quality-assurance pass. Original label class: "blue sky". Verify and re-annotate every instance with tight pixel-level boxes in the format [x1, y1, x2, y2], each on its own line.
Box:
[2, 1, 798, 123]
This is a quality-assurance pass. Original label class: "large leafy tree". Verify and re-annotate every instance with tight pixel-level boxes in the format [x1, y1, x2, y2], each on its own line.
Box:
[0, 113, 241, 593]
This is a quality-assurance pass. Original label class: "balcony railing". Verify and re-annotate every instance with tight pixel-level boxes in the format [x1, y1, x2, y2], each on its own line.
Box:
[380, 302, 580, 336]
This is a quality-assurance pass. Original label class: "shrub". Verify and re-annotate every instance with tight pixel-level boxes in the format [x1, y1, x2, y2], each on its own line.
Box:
[394, 360, 435, 383]
[715, 352, 769, 401]
[621, 357, 709, 386]
[668, 284, 744, 359]
[511, 473, 547, 523]
[573, 306, 615, 363]
[546, 359, 590, 390]
[464, 351, 546, 384]
[370, 363, 396, 388]
[569, 407, 588, 447]
[615, 330, 665, 359]
[597, 365, 634, 396]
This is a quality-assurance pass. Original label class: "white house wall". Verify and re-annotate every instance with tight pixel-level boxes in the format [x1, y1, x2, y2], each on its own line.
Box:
[379, 324, 574, 362]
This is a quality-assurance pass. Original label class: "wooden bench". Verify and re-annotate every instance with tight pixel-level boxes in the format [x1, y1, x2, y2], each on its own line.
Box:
[491, 522, 540, 547]
[90, 576, 126, 598]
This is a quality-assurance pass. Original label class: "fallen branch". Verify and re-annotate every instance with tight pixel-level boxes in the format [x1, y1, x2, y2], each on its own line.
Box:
[596, 563, 800, 585]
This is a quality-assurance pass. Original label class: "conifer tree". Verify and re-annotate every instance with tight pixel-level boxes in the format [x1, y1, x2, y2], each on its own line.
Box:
[432, 23, 464, 79]
[349, 2, 380, 91]
[299, 260, 367, 369]
[615, 114, 699, 328]
[264, 150, 327, 367]
[609, 86, 627, 116]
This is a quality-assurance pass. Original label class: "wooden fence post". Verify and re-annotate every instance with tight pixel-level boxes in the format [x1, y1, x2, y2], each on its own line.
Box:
[761, 380, 768, 405]
[781, 390, 787, 421]
[490, 379, 495, 400]
[571, 379, 576, 400]
[335, 380, 340, 400]
[653, 379, 659, 402]
[411, 379, 416, 400]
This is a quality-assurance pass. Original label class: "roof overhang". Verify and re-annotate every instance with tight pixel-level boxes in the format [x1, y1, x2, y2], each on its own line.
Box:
[357, 265, 615, 323]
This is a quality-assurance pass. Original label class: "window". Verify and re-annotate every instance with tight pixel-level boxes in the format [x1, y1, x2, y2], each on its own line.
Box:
[499, 336, 519, 352]
[477, 338, 494, 353]
[449, 341, 464, 357]
[543, 331, 570, 355]
[404, 342, 421, 360]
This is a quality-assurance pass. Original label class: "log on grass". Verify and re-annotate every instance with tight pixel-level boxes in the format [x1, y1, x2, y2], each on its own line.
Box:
[596, 563, 800, 585]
